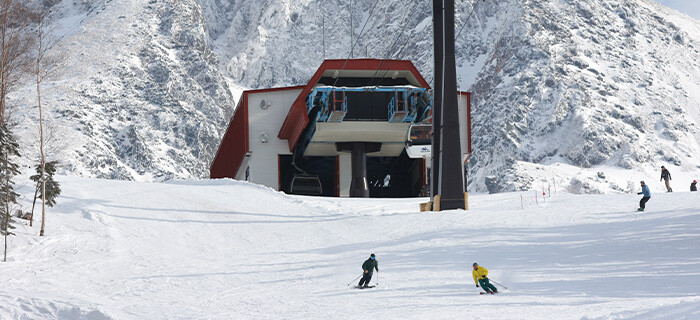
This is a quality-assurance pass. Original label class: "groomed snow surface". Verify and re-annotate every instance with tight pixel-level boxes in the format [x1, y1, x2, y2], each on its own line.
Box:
[1, 176, 700, 319]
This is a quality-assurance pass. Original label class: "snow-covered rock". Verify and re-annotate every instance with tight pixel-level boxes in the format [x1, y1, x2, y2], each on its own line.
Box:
[11, 0, 236, 181]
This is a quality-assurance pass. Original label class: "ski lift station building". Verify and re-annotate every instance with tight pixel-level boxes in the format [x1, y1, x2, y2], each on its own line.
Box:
[210, 59, 471, 198]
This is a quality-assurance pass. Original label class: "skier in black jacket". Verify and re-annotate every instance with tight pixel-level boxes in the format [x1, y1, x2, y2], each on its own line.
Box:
[660, 166, 672, 192]
[691, 180, 697, 192]
[358, 253, 379, 287]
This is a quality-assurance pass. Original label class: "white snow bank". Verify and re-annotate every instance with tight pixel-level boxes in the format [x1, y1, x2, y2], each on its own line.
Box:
[1, 176, 699, 319]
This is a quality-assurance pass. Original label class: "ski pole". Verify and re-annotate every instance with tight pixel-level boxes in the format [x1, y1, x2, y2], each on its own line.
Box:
[347, 274, 362, 286]
[490, 279, 508, 290]
[376, 271, 379, 286]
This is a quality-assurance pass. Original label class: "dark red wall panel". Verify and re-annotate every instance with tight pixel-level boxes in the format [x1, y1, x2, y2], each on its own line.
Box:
[210, 94, 249, 179]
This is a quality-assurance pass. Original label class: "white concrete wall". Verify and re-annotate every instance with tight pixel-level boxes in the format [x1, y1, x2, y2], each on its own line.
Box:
[338, 154, 352, 197]
[458, 94, 471, 160]
[235, 156, 251, 181]
[247, 89, 303, 190]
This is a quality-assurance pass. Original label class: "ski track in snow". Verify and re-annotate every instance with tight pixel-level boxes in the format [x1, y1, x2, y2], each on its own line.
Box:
[1, 176, 699, 319]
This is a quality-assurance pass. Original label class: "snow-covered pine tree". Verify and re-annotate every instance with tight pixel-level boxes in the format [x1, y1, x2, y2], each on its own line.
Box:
[0, 122, 20, 262]
[30, 160, 61, 226]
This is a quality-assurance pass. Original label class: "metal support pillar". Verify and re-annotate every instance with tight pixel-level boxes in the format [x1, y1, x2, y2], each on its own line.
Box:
[431, 0, 443, 199]
[336, 142, 381, 197]
[435, 0, 465, 210]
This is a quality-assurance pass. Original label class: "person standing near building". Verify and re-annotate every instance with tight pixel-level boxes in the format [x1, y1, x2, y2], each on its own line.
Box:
[638, 181, 651, 211]
[358, 253, 378, 288]
[472, 263, 498, 294]
[691, 180, 697, 192]
[660, 166, 673, 192]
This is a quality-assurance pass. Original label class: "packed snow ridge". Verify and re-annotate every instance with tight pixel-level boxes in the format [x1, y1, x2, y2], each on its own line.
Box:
[1, 176, 700, 319]
[8, 0, 700, 193]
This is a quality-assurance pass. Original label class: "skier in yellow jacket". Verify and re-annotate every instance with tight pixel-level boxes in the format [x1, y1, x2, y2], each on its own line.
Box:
[472, 263, 498, 293]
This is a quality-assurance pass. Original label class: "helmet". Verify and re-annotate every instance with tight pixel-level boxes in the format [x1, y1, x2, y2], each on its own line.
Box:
[473, 262, 478, 267]
[640, 181, 645, 184]
[370, 253, 375, 258]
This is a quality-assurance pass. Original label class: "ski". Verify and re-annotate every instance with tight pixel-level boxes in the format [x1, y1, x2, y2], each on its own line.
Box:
[479, 291, 498, 295]
[354, 285, 376, 289]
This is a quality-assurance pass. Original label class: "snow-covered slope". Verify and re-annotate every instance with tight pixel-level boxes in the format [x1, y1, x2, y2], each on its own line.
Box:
[7, 0, 700, 192]
[1, 176, 699, 319]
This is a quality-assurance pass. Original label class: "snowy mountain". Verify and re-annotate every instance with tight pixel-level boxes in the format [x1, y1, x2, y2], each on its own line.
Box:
[10, 0, 237, 181]
[465, 0, 700, 193]
[203, 0, 700, 193]
[8, 0, 700, 192]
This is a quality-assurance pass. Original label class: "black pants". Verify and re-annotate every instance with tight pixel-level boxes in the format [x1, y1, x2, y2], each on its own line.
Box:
[358, 272, 373, 287]
[640, 197, 650, 209]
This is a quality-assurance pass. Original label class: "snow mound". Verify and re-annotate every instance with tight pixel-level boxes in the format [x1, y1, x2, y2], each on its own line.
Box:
[1, 176, 699, 318]
[0, 294, 112, 320]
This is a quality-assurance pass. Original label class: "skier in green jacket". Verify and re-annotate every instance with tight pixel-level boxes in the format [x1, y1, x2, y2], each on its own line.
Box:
[358, 253, 379, 287]
[473, 262, 498, 293]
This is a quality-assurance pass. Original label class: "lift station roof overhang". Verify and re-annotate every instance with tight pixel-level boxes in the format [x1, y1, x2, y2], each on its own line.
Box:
[317, 69, 425, 87]
[278, 59, 431, 152]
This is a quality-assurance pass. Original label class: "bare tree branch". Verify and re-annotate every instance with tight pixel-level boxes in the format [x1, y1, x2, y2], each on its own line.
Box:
[0, 0, 36, 121]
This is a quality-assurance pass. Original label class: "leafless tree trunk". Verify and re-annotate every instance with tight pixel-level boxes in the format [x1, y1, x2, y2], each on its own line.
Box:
[30, 185, 38, 227]
[3, 150, 9, 261]
[30, 120, 68, 229]
[34, 8, 60, 237]
[3, 226, 7, 262]
[37, 20, 46, 236]
[0, 0, 34, 122]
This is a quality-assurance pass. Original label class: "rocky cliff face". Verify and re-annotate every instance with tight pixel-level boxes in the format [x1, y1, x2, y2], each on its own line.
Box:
[465, 0, 700, 192]
[11, 0, 235, 180]
[9, 0, 700, 192]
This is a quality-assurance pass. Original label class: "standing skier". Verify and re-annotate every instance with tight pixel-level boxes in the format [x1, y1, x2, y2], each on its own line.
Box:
[691, 180, 697, 192]
[638, 181, 651, 211]
[472, 263, 498, 294]
[660, 166, 672, 192]
[358, 253, 378, 288]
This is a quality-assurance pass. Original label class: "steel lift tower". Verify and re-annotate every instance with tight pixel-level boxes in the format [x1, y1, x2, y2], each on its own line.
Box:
[432, 0, 466, 210]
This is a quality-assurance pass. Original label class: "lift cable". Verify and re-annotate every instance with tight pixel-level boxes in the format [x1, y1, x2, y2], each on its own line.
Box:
[375, 2, 439, 86]
[455, 0, 482, 40]
[375, 14, 430, 83]
[425, 0, 484, 85]
[372, 0, 479, 87]
[332, 0, 384, 87]
[366, 0, 421, 87]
